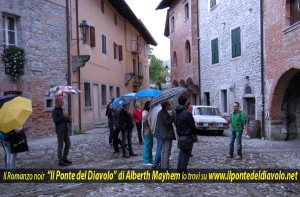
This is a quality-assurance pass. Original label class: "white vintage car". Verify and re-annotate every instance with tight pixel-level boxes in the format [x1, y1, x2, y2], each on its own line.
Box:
[192, 105, 229, 135]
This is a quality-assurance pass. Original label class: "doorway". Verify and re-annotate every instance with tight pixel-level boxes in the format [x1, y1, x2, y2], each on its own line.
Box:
[244, 98, 255, 125]
[93, 84, 99, 122]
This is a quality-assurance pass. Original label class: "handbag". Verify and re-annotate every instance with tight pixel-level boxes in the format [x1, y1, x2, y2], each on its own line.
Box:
[177, 135, 193, 150]
[7, 130, 29, 153]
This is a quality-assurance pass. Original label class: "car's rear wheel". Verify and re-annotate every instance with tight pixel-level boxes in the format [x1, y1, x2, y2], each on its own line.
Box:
[218, 130, 224, 136]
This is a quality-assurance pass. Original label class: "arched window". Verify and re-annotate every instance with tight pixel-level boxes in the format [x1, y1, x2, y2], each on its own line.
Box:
[185, 41, 191, 63]
[173, 51, 177, 67]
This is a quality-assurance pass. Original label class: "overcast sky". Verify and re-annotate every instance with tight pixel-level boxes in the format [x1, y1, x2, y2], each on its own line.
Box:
[124, 0, 170, 61]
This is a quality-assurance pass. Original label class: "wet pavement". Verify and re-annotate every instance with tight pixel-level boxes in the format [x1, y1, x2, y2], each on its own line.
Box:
[0, 128, 300, 197]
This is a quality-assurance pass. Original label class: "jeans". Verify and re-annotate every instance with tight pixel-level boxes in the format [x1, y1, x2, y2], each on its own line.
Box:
[108, 121, 114, 144]
[135, 122, 143, 143]
[142, 134, 153, 164]
[161, 139, 172, 170]
[177, 148, 192, 174]
[229, 130, 242, 157]
[153, 138, 162, 167]
[1, 140, 17, 170]
[113, 129, 122, 152]
[57, 133, 71, 163]
[121, 128, 133, 154]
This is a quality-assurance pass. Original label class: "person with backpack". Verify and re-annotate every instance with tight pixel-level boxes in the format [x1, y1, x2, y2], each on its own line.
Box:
[112, 105, 122, 154]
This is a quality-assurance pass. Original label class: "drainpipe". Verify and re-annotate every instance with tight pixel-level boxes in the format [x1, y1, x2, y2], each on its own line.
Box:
[196, 0, 201, 104]
[66, 0, 72, 132]
[76, 0, 82, 130]
[136, 35, 142, 91]
[260, 0, 265, 139]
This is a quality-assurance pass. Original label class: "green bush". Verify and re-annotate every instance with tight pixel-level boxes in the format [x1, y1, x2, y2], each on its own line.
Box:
[2, 46, 26, 80]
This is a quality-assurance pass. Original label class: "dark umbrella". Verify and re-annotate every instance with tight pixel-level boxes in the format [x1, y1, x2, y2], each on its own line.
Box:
[0, 94, 18, 108]
[149, 87, 187, 108]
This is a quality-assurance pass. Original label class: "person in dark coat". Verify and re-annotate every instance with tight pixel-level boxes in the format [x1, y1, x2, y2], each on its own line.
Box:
[106, 100, 113, 147]
[175, 96, 197, 174]
[119, 103, 137, 158]
[52, 97, 72, 166]
[154, 100, 175, 170]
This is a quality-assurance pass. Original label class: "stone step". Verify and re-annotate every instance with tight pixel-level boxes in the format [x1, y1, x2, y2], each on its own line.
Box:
[95, 122, 108, 128]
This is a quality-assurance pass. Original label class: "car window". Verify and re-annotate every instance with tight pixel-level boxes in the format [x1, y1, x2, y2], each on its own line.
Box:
[195, 107, 221, 116]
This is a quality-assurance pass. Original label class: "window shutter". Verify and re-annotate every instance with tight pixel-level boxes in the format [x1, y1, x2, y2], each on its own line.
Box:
[90, 26, 95, 47]
[113, 42, 117, 59]
[231, 27, 241, 58]
[119, 45, 123, 61]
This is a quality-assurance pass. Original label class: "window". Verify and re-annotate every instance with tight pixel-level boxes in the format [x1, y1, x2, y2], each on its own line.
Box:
[170, 16, 175, 32]
[114, 13, 117, 25]
[204, 92, 210, 106]
[109, 86, 114, 100]
[133, 59, 137, 75]
[231, 27, 241, 58]
[119, 45, 123, 61]
[101, 0, 105, 13]
[102, 34, 107, 54]
[173, 52, 177, 67]
[2, 15, 18, 47]
[84, 82, 92, 107]
[44, 97, 54, 111]
[210, 0, 217, 9]
[184, 3, 189, 20]
[101, 84, 107, 106]
[185, 40, 191, 63]
[113, 42, 118, 59]
[290, 0, 300, 25]
[90, 26, 95, 47]
[116, 87, 120, 97]
[221, 89, 228, 113]
[138, 62, 143, 76]
[211, 38, 219, 64]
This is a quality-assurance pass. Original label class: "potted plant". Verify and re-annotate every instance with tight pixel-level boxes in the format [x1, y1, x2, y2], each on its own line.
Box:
[2, 45, 26, 80]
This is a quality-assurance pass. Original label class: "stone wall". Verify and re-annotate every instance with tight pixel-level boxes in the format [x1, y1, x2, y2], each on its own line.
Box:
[199, 0, 262, 122]
[0, 0, 67, 138]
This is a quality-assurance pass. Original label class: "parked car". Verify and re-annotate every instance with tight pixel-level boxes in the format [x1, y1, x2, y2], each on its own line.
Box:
[192, 105, 229, 135]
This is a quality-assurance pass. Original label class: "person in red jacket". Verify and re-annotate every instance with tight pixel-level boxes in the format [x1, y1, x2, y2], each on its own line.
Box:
[133, 102, 143, 144]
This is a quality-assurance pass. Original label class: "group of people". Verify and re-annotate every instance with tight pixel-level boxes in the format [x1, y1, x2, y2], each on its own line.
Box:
[1, 94, 246, 172]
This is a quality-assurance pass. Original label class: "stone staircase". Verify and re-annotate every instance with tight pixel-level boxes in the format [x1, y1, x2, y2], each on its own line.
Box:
[94, 121, 109, 128]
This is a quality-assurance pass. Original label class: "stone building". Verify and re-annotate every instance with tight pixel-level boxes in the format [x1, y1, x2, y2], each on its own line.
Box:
[198, 0, 263, 131]
[70, 0, 157, 130]
[263, 0, 300, 140]
[156, 0, 200, 104]
[0, 0, 68, 138]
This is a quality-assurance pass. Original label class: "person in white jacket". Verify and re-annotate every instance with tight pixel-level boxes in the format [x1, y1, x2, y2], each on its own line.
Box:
[148, 104, 162, 168]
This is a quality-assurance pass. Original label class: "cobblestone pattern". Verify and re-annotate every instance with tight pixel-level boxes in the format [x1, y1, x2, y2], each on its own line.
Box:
[0, 128, 300, 196]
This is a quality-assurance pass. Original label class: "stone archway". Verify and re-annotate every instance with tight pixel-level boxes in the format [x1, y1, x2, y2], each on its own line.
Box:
[268, 68, 300, 140]
[172, 80, 179, 87]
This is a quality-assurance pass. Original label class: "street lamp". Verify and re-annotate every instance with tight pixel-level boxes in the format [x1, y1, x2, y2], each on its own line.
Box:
[79, 20, 89, 44]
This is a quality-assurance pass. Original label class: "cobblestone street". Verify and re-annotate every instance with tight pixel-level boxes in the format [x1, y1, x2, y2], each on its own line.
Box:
[1, 128, 300, 197]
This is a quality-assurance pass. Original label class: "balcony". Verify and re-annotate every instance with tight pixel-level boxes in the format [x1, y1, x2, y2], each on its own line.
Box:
[131, 40, 142, 54]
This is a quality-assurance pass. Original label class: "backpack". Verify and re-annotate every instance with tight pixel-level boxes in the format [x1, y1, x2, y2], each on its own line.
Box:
[112, 108, 121, 130]
[0, 131, 7, 140]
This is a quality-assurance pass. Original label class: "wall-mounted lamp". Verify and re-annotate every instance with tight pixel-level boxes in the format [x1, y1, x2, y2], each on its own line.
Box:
[79, 20, 89, 44]
[229, 83, 236, 92]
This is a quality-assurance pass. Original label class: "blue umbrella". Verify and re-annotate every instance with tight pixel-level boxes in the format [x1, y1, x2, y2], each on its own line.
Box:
[135, 89, 161, 98]
[111, 92, 136, 107]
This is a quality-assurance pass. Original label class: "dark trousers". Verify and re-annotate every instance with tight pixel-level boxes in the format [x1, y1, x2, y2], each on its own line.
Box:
[135, 122, 143, 143]
[177, 148, 192, 174]
[108, 121, 114, 144]
[57, 132, 71, 163]
[113, 129, 122, 152]
[121, 128, 133, 154]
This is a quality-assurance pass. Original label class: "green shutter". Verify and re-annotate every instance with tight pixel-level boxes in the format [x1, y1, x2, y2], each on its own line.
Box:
[211, 38, 219, 64]
[231, 27, 241, 58]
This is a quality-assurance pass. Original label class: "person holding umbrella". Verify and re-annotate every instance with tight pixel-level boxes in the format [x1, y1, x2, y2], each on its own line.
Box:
[133, 102, 143, 144]
[52, 97, 72, 166]
[119, 103, 137, 158]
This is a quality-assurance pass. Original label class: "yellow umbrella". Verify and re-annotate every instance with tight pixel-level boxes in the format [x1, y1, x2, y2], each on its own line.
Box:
[0, 96, 32, 133]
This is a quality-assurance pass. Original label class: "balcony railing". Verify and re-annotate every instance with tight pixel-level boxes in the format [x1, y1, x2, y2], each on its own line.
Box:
[131, 40, 142, 54]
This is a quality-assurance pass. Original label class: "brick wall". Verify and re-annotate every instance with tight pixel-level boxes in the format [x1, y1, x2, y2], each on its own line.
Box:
[0, 0, 67, 138]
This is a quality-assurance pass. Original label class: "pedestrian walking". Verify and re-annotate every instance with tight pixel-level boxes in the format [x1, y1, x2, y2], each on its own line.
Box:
[154, 101, 176, 170]
[133, 102, 143, 144]
[222, 102, 247, 160]
[106, 100, 113, 147]
[119, 103, 137, 158]
[142, 101, 153, 166]
[149, 104, 162, 169]
[52, 97, 72, 166]
[112, 105, 122, 153]
[175, 96, 197, 174]
[185, 101, 197, 157]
